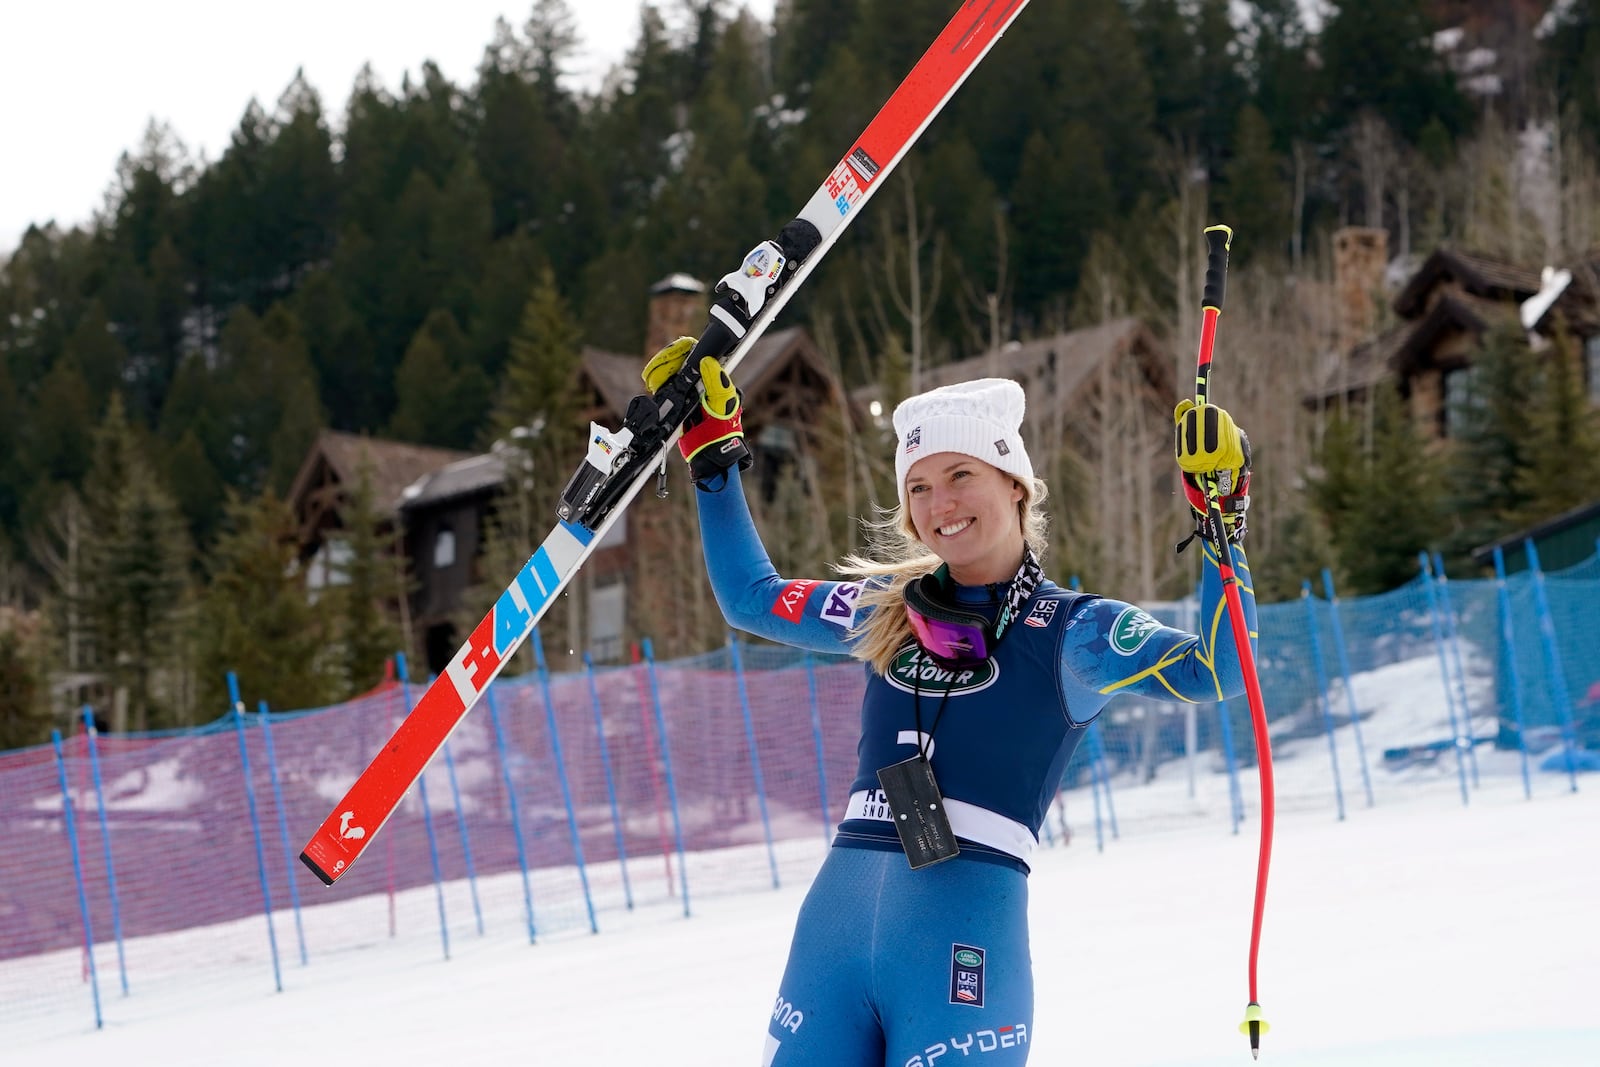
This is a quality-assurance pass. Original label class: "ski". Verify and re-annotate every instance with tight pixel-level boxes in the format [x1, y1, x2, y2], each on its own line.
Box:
[300, 0, 1034, 887]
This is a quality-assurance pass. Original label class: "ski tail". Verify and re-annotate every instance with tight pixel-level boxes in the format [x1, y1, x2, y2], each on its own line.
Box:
[300, 0, 1033, 887]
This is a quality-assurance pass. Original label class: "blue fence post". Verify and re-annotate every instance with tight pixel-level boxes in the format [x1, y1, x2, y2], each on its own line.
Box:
[1301, 583, 1347, 821]
[396, 653, 451, 960]
[231, 705, 282, 993]
[1433, 553, 1482, 787]
[244, 690, 308, 968]
[80, 707, 128, 995]
[584, 653, 635, 910]
[802, 652, 834, 847]
[1217, 700, 1244, 834]
[642, 639, 692, 917]
[52, 731, 103, 1030]
[437, 704, 484, 938]
[1418, 552, 1472, 806]
[1087, 720, 1119, 840]
[1492, 549, 1534, 800]
[1321, 570, 1375, 808]
[485, 687, 538, 943]
[729, 633, 781, 890]
[531, 630, 599, 933]
[1525, 541, 1582, 793]
[1086, 748, 1106, 853]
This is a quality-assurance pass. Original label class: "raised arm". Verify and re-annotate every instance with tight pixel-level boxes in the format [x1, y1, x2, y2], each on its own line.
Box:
[694, 468, 864, 655]
[642, 337, 863, 655]
[1056, 396, 1259, 716]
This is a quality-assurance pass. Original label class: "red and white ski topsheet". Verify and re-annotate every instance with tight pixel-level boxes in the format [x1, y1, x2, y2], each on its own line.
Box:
[299, 0, 1032, 887]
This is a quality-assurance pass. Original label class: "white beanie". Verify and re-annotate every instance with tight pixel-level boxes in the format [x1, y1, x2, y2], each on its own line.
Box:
[892, 377, 1034, 509]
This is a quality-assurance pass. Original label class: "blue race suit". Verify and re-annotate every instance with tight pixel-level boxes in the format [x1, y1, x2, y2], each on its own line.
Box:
[695, 469, 1256, 1067]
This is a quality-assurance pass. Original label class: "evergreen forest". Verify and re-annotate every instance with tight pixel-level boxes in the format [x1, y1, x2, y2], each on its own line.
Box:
[2, 0, 1599, 743]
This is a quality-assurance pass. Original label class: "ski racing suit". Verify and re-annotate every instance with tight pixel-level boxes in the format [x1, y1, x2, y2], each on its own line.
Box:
[695, 469, 1257, 1067]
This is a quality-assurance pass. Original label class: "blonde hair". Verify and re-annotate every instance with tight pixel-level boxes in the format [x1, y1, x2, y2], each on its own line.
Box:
[837, 476, 1050, 675]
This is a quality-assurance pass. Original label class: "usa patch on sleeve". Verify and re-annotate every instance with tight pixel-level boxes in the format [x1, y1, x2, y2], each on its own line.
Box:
[820, 582, 864, 629]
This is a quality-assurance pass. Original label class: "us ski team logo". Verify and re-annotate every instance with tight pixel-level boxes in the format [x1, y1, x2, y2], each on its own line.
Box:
[950, 944, 985, 1007]
[1023, 600, 1057, 628]
[1109, 606, 1162, 656]
[885, 645, 998, 695]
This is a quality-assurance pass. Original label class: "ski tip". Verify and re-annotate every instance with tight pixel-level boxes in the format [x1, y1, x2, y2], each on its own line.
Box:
[299, 849, 337, 887]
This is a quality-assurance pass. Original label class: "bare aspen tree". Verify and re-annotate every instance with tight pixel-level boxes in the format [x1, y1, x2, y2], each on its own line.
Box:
[29, 493, 94, 721]
[1157, 137, 1208, 371]
[952, 204, 1011, 376]
[1292, 140, 1310, 272]
[1351, 111, 1399, 231]
[864, 161, 945, 394]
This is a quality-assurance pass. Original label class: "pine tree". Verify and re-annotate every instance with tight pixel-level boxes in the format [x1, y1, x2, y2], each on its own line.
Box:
[1219, 105, 1290, 264]
[390, 308, 491, 450]
[1245, 0, 1315, 147]
[1512, 330, 1600, 526]
[493, 264, 583, 449]
[165, 429, 226, 548]
[1250, 496, 1338, 605]
[332, 464, 404, 697]
[292, 270, 379, 431]
[1542, 0, 1600, 145]
[80, 395, 192, 730]
[107, 471, 193, 728]
[1316, 0, 1472, 144]
[1441, 320, 1541, 557]
[61, 301, 130, 414]
[1010, 125, 1112, 321]
[0, 607, 50, 750]
[458, 266, 588, 664]
[206, 305, 327, 493]
[1310, 385, 1443, 595]
[19, 356, 95, 488]
[196, 492, 339, 716]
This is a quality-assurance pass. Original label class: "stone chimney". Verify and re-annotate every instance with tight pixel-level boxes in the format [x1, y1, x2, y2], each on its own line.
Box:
[645, 274, 708, 359]
[1333, 226, 1389, 352]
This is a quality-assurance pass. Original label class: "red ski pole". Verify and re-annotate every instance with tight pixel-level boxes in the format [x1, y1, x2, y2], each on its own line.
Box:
[1193, 224, 1273, 1058]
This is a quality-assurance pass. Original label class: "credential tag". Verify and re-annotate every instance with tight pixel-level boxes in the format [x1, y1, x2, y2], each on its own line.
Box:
[876, 756, 960, 870]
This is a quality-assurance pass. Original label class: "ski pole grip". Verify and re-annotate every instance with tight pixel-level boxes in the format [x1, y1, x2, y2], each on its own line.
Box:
[1202, 225, 1233, 312]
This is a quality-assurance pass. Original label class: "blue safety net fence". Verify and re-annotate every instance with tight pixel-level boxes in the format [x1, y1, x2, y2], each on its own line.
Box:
[3, 548, 1594, 1036]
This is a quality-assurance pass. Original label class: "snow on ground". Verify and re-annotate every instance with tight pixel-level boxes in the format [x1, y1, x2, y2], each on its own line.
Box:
[7, 782, 1597, 1065]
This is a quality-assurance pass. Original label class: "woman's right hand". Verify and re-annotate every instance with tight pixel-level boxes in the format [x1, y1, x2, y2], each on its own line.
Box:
[643, 337, 751, 488]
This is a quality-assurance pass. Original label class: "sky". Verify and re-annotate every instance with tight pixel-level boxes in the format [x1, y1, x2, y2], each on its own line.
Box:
[0, 0, 778, 255]
[5, 649, 1598, 1065]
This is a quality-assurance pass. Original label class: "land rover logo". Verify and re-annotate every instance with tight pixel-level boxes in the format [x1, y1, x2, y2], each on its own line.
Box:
[954, 949, 982, 967]
[1110, 607, 1162, 656]
[885, 645, 999, 695]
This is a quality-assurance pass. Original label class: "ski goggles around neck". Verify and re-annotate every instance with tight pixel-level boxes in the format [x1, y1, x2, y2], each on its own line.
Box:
[902, 546, 1043, 665]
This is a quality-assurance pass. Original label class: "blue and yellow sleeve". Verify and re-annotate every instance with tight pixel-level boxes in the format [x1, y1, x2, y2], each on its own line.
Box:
[692, 467, 865, 654]
[1059, 541, 1257, 705]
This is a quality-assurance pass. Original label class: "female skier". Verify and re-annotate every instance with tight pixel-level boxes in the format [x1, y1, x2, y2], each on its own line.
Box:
[643, 339, 1258, 1067]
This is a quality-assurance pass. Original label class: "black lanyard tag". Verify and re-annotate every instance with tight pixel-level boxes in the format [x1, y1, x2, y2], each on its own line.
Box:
[876, 756, 960, 869]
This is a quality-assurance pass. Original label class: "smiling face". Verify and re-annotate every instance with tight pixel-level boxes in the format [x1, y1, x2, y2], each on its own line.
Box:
[904, 452, 1027, 586]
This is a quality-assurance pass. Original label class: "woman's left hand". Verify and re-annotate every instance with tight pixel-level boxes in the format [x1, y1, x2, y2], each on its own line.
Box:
[1173, 400, 1251, 541]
